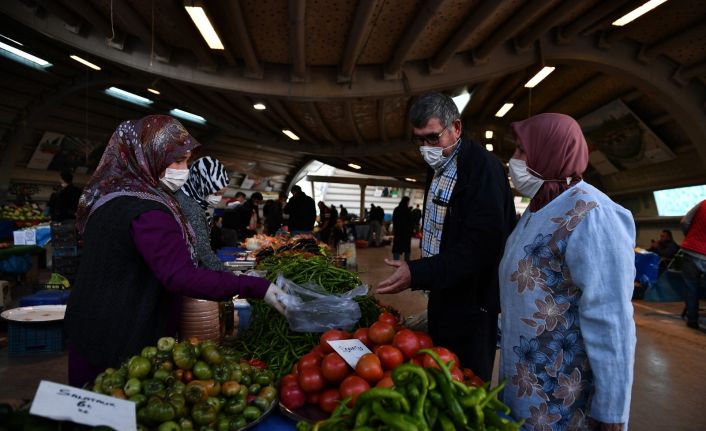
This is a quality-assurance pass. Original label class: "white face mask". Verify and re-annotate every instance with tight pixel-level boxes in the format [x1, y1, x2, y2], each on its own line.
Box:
[419, 138, 460, 170]
[206, 194, 222, 206]
[160, 168, 189, 192]
[508, 158, 544, 198]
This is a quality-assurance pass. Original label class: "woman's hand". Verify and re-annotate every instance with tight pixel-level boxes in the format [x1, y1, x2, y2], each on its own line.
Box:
[263, 283, 287, 314]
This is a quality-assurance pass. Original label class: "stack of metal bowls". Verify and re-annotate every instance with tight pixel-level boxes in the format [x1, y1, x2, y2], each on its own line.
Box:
[180, 297, 221, 342]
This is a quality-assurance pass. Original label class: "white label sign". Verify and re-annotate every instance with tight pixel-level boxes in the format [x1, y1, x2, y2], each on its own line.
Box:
[30, 381, 136, 431]
[327, 339, 373, 369]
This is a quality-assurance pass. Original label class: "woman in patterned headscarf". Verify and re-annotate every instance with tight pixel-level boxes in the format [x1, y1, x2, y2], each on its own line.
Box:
[175, 156, 229, 270]
[66, 115, 286, 388]
[499, 113, 636, 430]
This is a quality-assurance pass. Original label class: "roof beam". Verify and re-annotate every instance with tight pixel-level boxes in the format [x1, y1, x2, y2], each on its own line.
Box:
[225, 95, 283, 135]
[266, 99, 318, 144]
[59, 0, 125, 48]
[430, 0, 510, 73]
[159, 0, 217, 70]
[201, 92, 274, 136]
[384, 0, 445, 79]
[289, 0, 307, 81]
[541, 73, 603, 113]
[108, 0, 170, 62]
[345, 101, 366, 146]
[338, 0, 380, 83]
[377, 99, 388, 142]
[638, 23, 706, 63]
[306, 175, 425, 189]
[34, 0, 82, 33]
[308, 102, 340, 145]
[557, 0, 631, 43]
[514, 0, 579, 51]
[677, 60, 706, 81]
[478, 71, 527, 122]
[220, 1, 263, 78]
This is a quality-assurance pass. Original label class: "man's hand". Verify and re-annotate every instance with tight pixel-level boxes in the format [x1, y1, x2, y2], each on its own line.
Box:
[376, 259, 412, 294]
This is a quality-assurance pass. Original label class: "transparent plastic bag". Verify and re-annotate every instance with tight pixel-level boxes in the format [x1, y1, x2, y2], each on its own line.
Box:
[276, 273, 369, 332]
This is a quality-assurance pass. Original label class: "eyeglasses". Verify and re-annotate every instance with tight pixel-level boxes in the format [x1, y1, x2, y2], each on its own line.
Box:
[411, 127, 448, 146]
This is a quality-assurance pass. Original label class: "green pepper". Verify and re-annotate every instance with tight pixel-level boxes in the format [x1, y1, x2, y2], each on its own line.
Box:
[460, 387, 486, 408]
[193, 361, 213, 380]
[185, 381, 208, 404]
[370, 401, 419, 431]
[224, 397, 246, 415]
[143, 379, 167, 398]
[212, 363, 231, 383]
[242, 405, 261, 422]
[142, 346, 158, 360]
[221, 381, 241, 397]
[191, 401, 217, 426]
[353, 403, 371, 427]
[129, 393, 147, 408]
[157, 420, 180, 431]
[432, 370, 467, 428]
[252, 396, 270, 412]
[230, 416, 247, 429]
[124, 378, 142, 397]
[436, 412, 455, 431]
[173, 342, 197, 370]
[157, 337, 176, 352]
[144, 398, 176, 424]
[258, 385, 277, 403]
[201, 346, 223, 365]
[128, 356, 152, 379]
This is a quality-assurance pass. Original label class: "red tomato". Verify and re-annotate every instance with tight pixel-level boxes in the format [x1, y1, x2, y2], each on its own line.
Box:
[373, 345, 404, 371]
[298, 353, 322, 371]
[321, 352, 350, 383]
[355, 353, 384, 383]
[469, 375, 484, 387]
[422, 347, 459, 369]
[368, 321, 395, 345]
[352, 328, 372, 347]
[306, 390, 321, 405]
[309, 345, 327, 359]
[280, 373, 298, 388]
[377, 312, 398, 326]
[318, 388, 342, 413]
[450, 366, 464, 382]
[411, 355, 424, 367]
[375, 376, 394, 388]
[415, 331, 433, 349]
[462, 368, 475, 379]
[320, 330, 350, 353]
[339, 375, 370, 406]
[392, 329, 420, 359]
[280, 383, 305, 410]
[298, 365, 325, 393]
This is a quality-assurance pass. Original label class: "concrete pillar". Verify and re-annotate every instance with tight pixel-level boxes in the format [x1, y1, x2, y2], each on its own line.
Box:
[359, 185, 366, 219]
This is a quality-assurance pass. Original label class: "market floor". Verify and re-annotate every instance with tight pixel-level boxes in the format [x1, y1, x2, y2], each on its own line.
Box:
[1, 240, 706, 429]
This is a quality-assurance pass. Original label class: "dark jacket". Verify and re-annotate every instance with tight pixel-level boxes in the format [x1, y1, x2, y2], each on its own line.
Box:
[392, 205, 413, 253]
[50, 184, 82, 222]
[284, 193, 316, 232]
[408, 138, 516, 315]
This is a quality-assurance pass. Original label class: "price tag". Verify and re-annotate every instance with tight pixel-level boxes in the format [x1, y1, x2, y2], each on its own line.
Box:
[327, 339, 372, 369]
[30, 381, 136, 431]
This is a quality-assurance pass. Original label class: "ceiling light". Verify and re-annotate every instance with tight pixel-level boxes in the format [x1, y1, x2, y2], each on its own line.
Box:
[348, 163, 362, 170]
[105, 87, 153, 106]
[485, 130, 494, 139]
[184, 4, 224, 50]
[253, 103, 266, 110]
[612, 0, 669, 26]
[0, 34, 23, 46]
[524, 66, 555, 88]
[405, 178, 417, 182]
[452, 89, 471, 114]
[282, 129, 300, 140]
[170, 108, 207, 124]
[495, 103, 514, 118]
[485, 143, 494, 151]
[70, 54, 101, 70]
[147, 88, 161, 95]
[0, 40, 51, 68]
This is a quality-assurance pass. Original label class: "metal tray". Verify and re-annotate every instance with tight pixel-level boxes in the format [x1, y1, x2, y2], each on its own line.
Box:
[278, 401, 330, 424]
[0, 305, 66, 322]
[238, 398, 278, 430]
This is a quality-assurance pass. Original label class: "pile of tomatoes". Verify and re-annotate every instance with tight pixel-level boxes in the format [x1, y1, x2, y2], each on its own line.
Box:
[278, 312, 483, 413]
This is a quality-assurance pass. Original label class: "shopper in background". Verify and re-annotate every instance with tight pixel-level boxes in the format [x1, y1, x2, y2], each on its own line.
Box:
[376, 92, 516, 381]
[49, 169, 82, 222]
[318, 201, 333, 243]
[391, 196, 413, 262]
[232, 192, 263, 240]
[648, 229, 680, 274]
[174, 156, 229, 271]
[411, 204, 422, 236]
[210, 215, 224, 251]
[284, 185, 316, 235]
[339, 204, 349, 222]
[680, 199, 706, 329]
[263, 192, 286, 235]
[330, 217, 348, 248]
[65, 116, 287, 388]
[499, 113, 635, 429]
[221, 191, 246, 245]
[367, 203, 384, 247]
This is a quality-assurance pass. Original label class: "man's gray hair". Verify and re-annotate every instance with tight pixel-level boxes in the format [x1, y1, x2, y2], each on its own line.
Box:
[409, 92, 460, 129]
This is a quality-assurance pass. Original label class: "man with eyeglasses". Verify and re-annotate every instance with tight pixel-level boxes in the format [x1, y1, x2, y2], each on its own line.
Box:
[376, 92, 516, 381]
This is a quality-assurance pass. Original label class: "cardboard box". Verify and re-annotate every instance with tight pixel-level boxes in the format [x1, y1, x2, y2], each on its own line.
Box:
[13, 229, 37, 245]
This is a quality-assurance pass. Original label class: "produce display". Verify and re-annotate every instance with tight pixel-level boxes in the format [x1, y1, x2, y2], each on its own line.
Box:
[89, 337, 278, 430]
[230, 249, 384, 378]
[0, 203, 46, 221]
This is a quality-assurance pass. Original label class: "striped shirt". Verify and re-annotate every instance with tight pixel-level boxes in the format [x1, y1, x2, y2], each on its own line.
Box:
[421, 144, 461, 257]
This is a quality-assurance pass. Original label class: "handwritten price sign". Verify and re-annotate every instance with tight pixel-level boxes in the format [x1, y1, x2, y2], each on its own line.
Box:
[327, 339, 373, 368]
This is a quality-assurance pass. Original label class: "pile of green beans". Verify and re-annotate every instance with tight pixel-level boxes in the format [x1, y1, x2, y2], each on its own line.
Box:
[229, 252, 382, 377]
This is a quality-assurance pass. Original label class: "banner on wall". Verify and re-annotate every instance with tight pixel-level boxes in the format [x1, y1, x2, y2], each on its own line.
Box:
[27, 132, 105, 173]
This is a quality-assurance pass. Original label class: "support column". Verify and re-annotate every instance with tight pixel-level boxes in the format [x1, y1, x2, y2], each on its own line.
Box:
[359, 185, 366, 220]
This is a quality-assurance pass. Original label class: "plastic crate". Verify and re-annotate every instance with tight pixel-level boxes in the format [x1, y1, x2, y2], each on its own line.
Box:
[20, 290, 71, 306]
[52, 246, 79, 257]
[8, 321, 64, 355]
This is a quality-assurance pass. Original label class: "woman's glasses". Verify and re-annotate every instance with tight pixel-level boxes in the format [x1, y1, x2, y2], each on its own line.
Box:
[411, 127, 448, 146]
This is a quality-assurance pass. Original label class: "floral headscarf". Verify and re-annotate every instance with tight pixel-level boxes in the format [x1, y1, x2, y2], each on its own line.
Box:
[76, 115, 201, 256]
[511, 113, 589, 212]
[181, 156, 229, 210]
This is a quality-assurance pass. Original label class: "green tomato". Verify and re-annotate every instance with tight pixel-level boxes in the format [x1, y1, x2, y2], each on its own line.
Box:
[153, 369, 171, 382]
[124, 378, 142, 397]
[157, 337, 176, 352]
[172, 342, 197, 370]
[157, 420, 180, 431]
[178, 418, 194, 431]
[128, 356, 152, 380]
[230, 417, 247, 429]
[258, 386, 277, 403]
[247, 384, 261, 395]
[252, 396, 269, 412]
[129, 394, 147, 408]
[192, 361, 213, 380]
[223, 398, 245, 416]
[242, 405, 261, 422]
[190, 401, 217, 426]
[142, 346, 158, 360]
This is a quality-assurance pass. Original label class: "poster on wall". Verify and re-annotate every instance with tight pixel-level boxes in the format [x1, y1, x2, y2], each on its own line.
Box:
[579, 99, 675, 172]
[27, 132, 104, 173]
[27, 132, 62, 169]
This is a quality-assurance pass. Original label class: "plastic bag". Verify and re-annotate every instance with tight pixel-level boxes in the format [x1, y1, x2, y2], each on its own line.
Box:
[276, 273, 369, 332]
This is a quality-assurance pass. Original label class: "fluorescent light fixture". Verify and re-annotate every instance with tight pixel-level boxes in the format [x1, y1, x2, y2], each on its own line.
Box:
[524, 66, 555, 88]
[485, 143, 494, 151]
[495, 103, 514, 118]
[105, 87, 153, 106]
[70, 54, 101, 70]
[147, 88, 161, 95]
[484, 130, 494, 139]
[253, 103, 266, 110]
[348, 163, 362, 170]
[0, 34, 23, 46]
[452, 89, 471, 114]
[170, 108, 207, 124]
[282, 129, 300, 140]
[405, 178, 417, 182]
[612, 0, 669, 26]
[0, 41, 51, 67]
[184, 5, 225, 50]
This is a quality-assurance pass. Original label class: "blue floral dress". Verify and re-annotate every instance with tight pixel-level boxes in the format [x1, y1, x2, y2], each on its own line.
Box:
[499, 182, 636, 430]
